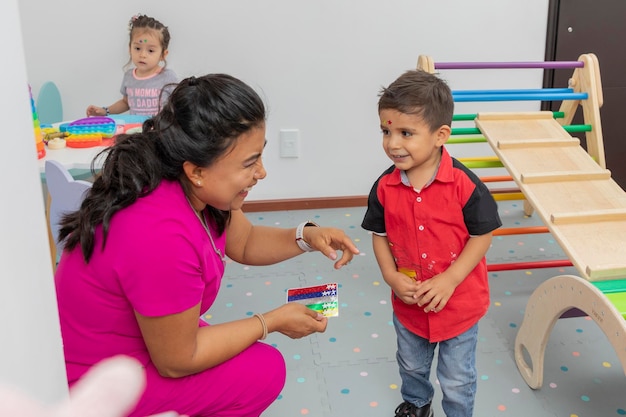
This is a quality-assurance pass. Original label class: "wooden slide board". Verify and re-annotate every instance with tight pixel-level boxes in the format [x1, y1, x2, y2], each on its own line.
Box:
[476, 111, 626, 282]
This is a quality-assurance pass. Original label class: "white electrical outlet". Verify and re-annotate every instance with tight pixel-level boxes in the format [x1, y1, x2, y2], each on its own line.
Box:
[279, 129, 300, 158]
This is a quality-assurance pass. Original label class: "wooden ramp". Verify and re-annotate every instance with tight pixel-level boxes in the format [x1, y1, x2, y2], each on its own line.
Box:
[476, 111, 626, 388]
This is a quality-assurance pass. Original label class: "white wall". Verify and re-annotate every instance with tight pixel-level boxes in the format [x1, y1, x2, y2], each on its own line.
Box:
[19, 0, 549, 202]
[2, 0, 548, 405]
[0, 0, 68, 406]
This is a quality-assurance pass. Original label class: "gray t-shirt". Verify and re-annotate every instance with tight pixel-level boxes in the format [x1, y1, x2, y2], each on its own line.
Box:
[119, 68, 178, 116]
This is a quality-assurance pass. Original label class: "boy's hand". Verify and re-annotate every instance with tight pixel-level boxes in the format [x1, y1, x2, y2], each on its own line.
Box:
[387, 271, 421, 305]
[413, 272, 457, 313]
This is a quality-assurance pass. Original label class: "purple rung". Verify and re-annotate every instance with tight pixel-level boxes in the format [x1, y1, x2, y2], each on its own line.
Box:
[434, 61, 584, 70]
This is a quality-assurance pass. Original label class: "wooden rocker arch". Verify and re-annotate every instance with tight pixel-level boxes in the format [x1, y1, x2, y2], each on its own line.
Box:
[515, 274, 626, 389]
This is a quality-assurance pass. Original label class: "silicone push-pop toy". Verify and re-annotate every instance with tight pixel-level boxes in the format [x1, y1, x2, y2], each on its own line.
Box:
[65, 116, 116, 148]
[28, 85, 45, 159]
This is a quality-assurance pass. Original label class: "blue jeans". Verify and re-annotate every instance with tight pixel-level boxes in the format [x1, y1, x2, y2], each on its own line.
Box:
[393, 313, 478, 417]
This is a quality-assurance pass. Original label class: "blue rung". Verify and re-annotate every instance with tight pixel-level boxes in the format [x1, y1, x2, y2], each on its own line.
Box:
[452, 88, 574, 96]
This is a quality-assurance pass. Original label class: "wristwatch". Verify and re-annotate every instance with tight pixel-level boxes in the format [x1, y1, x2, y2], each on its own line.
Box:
[295, 221, 319, 252]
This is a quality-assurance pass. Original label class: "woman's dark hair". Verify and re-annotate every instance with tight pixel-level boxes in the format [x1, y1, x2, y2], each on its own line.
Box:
[59, 74, 266, 262]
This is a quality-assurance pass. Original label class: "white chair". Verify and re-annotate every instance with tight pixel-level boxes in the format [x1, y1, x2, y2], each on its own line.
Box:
[45, 160, 92, 270]
[36, 81, 63, 124]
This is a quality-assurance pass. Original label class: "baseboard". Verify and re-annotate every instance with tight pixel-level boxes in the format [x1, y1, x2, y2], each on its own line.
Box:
[242, 195, 368, 212]
[241, 187, 520, 212]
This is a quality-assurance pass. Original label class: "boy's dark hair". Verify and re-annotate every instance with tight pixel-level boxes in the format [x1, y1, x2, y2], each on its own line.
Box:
[378, 70, 454, 132]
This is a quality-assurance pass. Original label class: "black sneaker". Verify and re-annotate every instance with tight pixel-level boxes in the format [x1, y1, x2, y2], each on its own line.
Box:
[394, 401, 434, 417]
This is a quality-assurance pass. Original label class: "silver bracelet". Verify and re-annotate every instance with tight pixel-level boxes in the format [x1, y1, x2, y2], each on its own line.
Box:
[253, 313, 268, 340]
[295, 221, 318, 252]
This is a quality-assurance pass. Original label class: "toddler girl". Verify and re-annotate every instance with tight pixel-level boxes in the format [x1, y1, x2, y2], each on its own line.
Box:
[86, 14, 178, 117]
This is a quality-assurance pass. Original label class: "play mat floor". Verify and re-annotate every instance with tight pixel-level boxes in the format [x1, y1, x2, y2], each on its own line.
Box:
[203, 201, 626, 417]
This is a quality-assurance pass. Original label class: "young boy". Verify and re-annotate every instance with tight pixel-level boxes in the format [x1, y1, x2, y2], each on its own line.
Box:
[361, 70, 502, 417]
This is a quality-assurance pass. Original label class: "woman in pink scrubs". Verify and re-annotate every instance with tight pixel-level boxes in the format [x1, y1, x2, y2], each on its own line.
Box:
[55, 74, 359, 417]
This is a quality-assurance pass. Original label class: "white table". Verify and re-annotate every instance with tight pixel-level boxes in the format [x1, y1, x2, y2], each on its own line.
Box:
[37, 145, 108, 174]
[37, 115, 148, 175]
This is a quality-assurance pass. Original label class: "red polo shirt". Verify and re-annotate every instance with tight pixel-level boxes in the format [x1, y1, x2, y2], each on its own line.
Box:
[362, 147, 501, 342]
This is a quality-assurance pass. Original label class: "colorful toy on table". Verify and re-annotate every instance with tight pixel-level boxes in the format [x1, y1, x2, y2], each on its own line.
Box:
[64, 116, 116, 148]
[123, 123, 144, 135]
[47, 134, 69, 150]
[108, 114, 149, 136]
[41, 125, 69, 149]
[28, 84, 45, 159]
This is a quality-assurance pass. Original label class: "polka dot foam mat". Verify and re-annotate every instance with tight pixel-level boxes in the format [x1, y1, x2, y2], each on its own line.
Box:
[203, 201, 626, 416]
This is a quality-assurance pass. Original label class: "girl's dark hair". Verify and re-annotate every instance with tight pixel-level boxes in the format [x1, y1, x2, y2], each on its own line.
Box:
[125, 14, 171, 70]
[378, 69, 454, 132]
[59, 74, 266, 262]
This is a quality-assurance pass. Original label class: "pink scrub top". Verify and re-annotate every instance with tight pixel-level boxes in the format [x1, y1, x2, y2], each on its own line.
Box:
[55, 179, 225, 381]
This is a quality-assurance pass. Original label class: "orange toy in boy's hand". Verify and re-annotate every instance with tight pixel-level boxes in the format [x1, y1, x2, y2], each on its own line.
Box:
[398, 267, 417, 280]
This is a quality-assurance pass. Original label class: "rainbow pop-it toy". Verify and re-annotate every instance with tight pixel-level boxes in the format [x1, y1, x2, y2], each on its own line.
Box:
[65, 117, 116, 148]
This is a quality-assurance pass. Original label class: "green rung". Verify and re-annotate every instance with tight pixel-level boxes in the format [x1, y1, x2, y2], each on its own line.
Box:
[452, 111, 565, 122]
[451, 124, 590, 137]
[447, 136, 487, 144]
[563, 124, 592, 133]
[452, 114, 478, 121]
[592, 279, 626, 294]
[604, 292, 626, 320]
[452, 127, 481, 135]
[592, 279, 626, 320]
[459, 160, 504, 169]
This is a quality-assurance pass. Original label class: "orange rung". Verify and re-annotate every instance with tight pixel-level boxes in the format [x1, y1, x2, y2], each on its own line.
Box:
[493, 226, 549, 236]
[480, 175, 513, 183]
[488, 259, 572, 271]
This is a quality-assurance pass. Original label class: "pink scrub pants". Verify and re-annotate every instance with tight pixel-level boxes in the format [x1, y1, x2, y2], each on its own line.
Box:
[128, 342, 286, 417]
